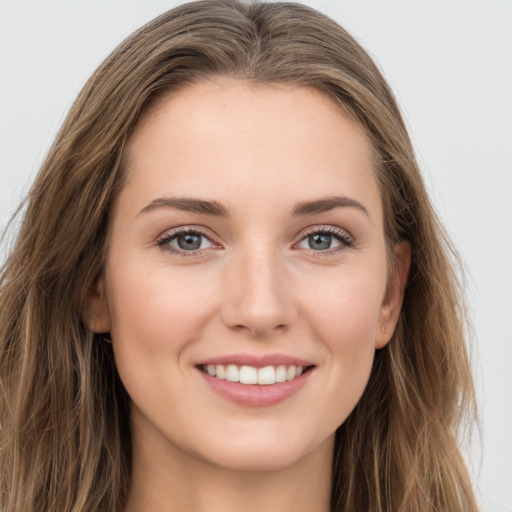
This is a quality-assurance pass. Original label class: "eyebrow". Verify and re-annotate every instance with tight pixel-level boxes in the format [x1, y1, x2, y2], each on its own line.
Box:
[137, 197, 230, 217]
[290, 195, 370, 219]
[137, 194, 369, 219]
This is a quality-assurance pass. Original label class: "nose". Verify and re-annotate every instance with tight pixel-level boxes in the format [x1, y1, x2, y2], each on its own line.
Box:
[220, 248, 297, 338]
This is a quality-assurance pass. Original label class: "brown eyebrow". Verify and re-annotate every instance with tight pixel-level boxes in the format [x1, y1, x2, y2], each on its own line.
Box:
[137, 194, 369, 219]
[291, 195, 370, 219]
[137, 197, 230, 217]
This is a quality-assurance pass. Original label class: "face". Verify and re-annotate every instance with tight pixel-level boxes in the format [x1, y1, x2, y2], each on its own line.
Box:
[88, 79, 408, 472]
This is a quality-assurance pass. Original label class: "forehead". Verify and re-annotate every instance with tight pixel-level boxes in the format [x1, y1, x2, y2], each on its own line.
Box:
[119, 79, 381, 221]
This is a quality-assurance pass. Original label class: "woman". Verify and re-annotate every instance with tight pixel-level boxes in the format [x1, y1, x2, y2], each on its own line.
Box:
[0, 1, 479, 510]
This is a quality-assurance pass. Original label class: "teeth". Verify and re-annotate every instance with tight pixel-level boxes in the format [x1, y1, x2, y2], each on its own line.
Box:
[257, 366, 275, 385]
[286, 365, 296, 381]
[216, 365, 225, 379]
[276, 365, 287, 382]
[225, 364, 239, 382]
[239, 366, 258, 384]
[202, 364, 307, 385]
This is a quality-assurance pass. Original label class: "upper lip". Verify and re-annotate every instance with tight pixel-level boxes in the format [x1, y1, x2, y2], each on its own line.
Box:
[196, 353, 315, 368]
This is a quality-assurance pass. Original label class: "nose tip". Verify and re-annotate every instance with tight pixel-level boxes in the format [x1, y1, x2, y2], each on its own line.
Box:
[229, 316, 288, 338]
[220, 254, 296, 338]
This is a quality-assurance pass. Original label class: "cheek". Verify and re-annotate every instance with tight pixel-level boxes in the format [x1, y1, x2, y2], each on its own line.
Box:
[105, 262, 219, 392]
[302, 268, 385, 348]
[308, 276, 385, 423]
[300, 264, 386, 403]
[108, 262, 215, 340]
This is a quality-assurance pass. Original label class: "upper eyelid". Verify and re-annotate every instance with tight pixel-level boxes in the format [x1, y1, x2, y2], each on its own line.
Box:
[156, 224, 354, 250]
[157, 225, 216, 242]
[298, 225, 353, 241]
[157, 224, 351, 237]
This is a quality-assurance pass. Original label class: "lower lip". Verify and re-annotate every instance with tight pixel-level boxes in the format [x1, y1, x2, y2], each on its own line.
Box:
[196, 368, 314, 407]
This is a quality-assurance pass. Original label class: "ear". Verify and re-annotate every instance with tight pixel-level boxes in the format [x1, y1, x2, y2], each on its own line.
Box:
[84, 275, 111, 333]
[375, 242, 411, 349]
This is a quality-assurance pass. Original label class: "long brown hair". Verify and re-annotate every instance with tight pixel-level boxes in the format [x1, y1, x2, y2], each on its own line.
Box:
[0, 1, 478, 510]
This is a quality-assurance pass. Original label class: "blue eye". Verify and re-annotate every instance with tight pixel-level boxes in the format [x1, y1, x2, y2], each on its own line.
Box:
[307, 233, 337, 250]
[296, 228, 352, 252]
[158, 230, 214, 253]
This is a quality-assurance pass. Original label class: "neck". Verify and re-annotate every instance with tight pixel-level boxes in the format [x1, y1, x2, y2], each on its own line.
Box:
[124, 419, 334, 512]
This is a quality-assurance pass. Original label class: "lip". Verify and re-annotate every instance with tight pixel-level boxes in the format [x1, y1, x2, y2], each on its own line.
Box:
[195, 353, 316, 407]
[195, 353, 315, 368]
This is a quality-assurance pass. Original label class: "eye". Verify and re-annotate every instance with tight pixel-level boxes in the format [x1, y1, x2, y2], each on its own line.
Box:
[157, 228, 215, 254]
[295, 227, 353, 253]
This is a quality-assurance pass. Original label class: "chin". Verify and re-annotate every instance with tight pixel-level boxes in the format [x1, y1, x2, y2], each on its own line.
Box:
[192, 428, 334, 474]
[205, 446, 311, 473]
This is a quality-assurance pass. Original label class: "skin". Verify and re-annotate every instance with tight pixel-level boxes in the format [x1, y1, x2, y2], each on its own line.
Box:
[87, 79, 410, 512]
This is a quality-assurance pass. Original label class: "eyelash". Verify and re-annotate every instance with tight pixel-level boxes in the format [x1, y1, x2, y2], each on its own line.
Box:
[156, 225, 354, 258]
[297, 225, 354, 258]
[157, 227, 216, 257]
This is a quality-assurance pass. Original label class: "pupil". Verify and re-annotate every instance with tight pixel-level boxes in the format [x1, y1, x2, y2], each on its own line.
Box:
[309, 233, 331, 250]
[178, 233, 202, 250]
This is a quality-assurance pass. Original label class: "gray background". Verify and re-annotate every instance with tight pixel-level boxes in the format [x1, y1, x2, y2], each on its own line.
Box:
[1, 1, 511, 510]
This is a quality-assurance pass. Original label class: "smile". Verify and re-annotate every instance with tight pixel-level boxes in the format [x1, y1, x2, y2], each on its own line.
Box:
[196, 357, 316, 406]
[199, 364, 308, 385]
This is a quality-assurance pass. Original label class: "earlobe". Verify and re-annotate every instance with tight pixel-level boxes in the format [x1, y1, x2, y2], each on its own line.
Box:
[84, 276, 111, 333]
[376, 242, 411, 349]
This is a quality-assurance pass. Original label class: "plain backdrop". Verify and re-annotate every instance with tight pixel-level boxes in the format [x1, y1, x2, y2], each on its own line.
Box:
[1, 1, 511, 510]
